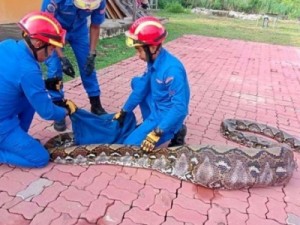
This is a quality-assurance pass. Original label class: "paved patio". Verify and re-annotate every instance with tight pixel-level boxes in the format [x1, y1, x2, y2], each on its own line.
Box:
[0, 35, 300, 225]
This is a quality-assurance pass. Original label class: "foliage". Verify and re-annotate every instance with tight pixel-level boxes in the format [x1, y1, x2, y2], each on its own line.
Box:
[158, 0, 300, 18]
[165, 1, 186, 13]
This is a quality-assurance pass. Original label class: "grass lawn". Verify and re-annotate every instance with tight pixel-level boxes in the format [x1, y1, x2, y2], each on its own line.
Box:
[62, 10, 300, 79]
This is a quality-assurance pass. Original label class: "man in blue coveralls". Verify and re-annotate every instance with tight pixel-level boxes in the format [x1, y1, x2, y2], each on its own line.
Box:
[0, 11, 77, 168]
[41, 0, 107, 131]
[113, 16, 190, 152]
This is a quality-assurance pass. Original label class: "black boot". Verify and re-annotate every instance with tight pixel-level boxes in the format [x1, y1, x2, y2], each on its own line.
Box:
[168, 124, 187, 147]
[141, 3, 149, 9]
[89, 96, 107, 115]
[53, 100, 67, 132]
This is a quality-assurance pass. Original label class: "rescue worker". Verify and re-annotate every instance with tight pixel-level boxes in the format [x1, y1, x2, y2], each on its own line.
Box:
[0, 11, 77, 168]
[41, 0, 107, 131]
[113, 16, 190, 152]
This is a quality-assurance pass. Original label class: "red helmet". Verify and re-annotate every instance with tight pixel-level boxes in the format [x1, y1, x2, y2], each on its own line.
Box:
[18, 11, 66, 48]
[125, 16, 167, 47]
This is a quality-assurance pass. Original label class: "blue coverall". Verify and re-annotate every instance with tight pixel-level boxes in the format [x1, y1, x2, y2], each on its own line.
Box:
[0, 40, 67, 168]
[41, 0, 106, 101]
[123, 48, 190, 146]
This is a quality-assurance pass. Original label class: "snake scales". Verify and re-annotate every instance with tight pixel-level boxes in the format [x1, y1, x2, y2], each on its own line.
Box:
[45, 119, 299, 189]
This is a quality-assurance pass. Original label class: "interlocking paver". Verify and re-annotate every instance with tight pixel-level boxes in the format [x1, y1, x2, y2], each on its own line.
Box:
[0, 35, 300, 224]
[85, 172, 114, 195]
[9, 201, 44, 220]
[161, 217, 184, 225]
[50, 213, 77, 225]
[43, 167, 78, 185]
[55, 164, 87, 176]
[99, 200, 130, 225]
[71, 166, 102, 189]
[246, 214, 281, 225]
[0, 176, 28, 195]
[1, 196, 23, 209]
[0, 164, 14, 177]
[81, 196, 114, 224]
[266, 198, 287, 224]
[173, 194, 210, 215]
[150, 189, 175, 216]
[125, 206, 164, 225]
[131, 168, 152, 184]
[0, 208, 30, 225]
[60, 186, 97, 206]
[146, 172, 180, 193]
[247, 193, 268, 219]
[29, 208, 61, 225]
[119, 167, 138, 179]
[32, 182, 67, 207]
[101, 185, 138, 205]
[110, 175, 144, 193]
[167, 204, 207, 224]
[119, 219, 143, 225]
[132, 185, 159, 210]
[205, 203, 229, 225]
[211, 195, 248, 213]
[48, 196, 88, 218]
[227, 209, 248, 225]
[0, 191, 13, 207]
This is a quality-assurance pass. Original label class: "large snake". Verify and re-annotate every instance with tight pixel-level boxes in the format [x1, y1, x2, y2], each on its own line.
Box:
[44, 119, 299, 189]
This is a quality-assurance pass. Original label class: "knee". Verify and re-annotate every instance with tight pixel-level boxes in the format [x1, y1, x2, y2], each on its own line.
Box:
[31, 148, 50, 168]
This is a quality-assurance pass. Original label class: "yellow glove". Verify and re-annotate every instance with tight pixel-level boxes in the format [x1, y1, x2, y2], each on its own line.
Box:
[112, 109, 127, 127]
[64, 99, 77, 115]
[141, 129, 162, 152]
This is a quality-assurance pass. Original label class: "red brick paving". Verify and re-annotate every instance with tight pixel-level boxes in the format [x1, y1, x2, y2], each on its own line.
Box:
[0, 35, 300, 224]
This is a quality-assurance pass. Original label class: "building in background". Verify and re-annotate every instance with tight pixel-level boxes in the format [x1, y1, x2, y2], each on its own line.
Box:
[0, 0, 40, 24]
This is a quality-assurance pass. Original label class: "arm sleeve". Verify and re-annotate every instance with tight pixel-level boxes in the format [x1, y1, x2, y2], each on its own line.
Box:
[123, 73, 150, 112]
[91, 0, 106, 25]
[21, 66, 66, 121]
[157, 66, 189, 132]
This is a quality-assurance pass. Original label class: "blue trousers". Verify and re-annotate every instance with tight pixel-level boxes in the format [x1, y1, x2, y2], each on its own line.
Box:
[0, 99, 49, 168]
[122, 77, 175, 146]
[45, 29, 100, 101]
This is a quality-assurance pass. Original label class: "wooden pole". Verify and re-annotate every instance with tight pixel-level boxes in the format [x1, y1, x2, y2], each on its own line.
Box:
[133, 0, 137, 22]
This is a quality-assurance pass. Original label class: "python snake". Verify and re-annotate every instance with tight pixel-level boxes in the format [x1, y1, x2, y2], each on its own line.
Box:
[44, 119, 299, 189]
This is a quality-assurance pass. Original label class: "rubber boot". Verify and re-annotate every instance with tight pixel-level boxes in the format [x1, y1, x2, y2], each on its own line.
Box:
[53, 100, 66, 132]
[89, 96, 107, 115]
[168, 124, 187, 147]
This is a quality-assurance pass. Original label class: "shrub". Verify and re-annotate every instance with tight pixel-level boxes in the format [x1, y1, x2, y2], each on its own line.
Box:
[165, 1, 186, 13]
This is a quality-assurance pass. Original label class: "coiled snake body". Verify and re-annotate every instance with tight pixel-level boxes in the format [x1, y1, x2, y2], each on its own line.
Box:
[45, 119, 299, 189]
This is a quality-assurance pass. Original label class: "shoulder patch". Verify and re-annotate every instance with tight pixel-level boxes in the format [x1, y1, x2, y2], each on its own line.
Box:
[46, 2, 57, 13]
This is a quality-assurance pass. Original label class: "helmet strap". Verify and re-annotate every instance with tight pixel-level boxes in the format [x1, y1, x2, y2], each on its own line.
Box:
[143, 44, 162, 63]
[23, 33, 50, 60]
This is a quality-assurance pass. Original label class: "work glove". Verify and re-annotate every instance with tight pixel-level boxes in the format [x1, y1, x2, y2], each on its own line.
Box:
[63, 99, 78, 115]
[60, 57, 75, 78]
[45, 77, 63, 91]
[112, 109, 127, 127]
[141, 128, 162, 152]
[85, 53, 96, 76]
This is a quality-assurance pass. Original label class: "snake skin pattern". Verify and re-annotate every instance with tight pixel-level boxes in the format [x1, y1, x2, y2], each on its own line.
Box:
[44, 119, 299, 189]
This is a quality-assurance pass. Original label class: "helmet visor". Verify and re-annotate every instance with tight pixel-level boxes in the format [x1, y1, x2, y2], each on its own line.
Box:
[74, 0, 101, 10]
[48, 29, 66, 48]
[125, 36, 144, 47]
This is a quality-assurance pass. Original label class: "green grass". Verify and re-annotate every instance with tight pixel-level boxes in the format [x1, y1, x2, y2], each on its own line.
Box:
[62, 10, 300, 80]
[158, 11, 300, 46]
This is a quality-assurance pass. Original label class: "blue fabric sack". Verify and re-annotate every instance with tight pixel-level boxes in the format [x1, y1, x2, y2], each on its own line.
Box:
[70, 109, 137, 145]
